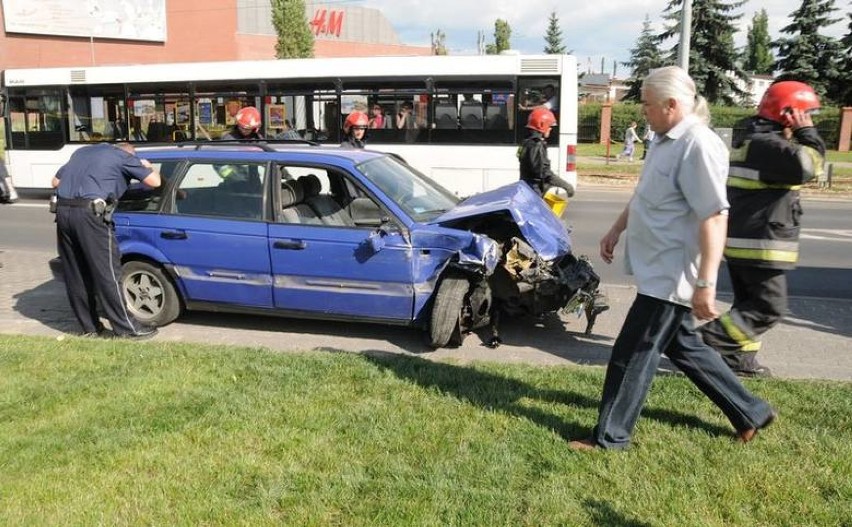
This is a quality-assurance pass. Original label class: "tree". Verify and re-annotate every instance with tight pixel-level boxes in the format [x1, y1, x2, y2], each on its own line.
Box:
[622, 15, 665, 102]
[743, 9, 774, 74]
[271, 0, 314, 59]
[774, 0, 843, 102]
[543, 11, 568, 54]
[656, 0, 748, 105]
[485, 19, 512, 55]
[431, 29, 448, 55]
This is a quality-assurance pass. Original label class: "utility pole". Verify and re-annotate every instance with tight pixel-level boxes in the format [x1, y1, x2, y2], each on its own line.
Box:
[678, 0, 692, 71]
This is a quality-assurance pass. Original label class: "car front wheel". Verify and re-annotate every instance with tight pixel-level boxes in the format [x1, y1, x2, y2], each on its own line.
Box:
[428, 274, 470, 349]
[121, 260, 181, 326]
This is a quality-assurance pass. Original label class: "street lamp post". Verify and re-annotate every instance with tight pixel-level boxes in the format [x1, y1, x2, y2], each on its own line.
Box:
[678, 0, 692, 71]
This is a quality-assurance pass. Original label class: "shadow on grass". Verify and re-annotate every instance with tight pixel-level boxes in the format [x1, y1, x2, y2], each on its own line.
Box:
[585, 499, 654, 527]
[358, 351, 732, 441]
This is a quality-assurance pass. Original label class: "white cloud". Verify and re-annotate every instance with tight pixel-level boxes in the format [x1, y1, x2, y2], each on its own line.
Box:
[356, 0, 847, 76]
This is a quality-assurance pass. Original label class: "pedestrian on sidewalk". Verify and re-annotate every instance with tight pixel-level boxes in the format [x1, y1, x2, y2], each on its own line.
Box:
[700, 81, 826, 378]
[569, 66, 775, 451]
[616, 121, 641, 162]
[641, 122, 655, 160]
[52, 143, 162, 339]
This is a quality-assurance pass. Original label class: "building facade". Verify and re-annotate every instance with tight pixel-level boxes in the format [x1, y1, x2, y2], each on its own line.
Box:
[0, 0, 430, 70]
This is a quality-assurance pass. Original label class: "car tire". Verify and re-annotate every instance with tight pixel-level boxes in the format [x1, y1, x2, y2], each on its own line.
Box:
[429, 274, 469, 349]
[121, 260, 182, 327]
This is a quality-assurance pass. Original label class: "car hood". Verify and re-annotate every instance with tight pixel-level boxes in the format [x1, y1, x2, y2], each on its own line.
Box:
[429, 182, 571, 261]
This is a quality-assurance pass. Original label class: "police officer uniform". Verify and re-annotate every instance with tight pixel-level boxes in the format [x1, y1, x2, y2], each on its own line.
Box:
[701, 116, 826, 376]
[518, 131, 574, 197]
[54, 143, 157, 338]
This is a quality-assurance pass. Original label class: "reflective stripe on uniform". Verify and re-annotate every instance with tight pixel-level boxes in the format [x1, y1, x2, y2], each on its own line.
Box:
[728, 165, 761, 180]
[725, 237, 799, 263]
[799, 145, 824, 182]
[719, 313, 762, 352]
[727, 175, 801, 191]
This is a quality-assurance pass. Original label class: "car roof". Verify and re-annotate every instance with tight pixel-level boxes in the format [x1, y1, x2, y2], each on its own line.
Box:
[134, 142, 387, 165]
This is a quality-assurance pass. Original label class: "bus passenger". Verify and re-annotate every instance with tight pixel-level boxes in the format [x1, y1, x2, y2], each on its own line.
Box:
[518, 107, 574, 197]
[222, 106, 263, 140]
[396, 102, 415, 130]
[369, 105, 385, 129]
[342, 111, 369, 149]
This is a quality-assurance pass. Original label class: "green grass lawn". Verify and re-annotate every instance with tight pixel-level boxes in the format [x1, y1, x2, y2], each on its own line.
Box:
[1, 335, 850, 526]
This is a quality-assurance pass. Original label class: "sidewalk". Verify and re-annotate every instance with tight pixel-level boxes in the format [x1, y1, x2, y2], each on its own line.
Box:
[2, 248, 851, 381]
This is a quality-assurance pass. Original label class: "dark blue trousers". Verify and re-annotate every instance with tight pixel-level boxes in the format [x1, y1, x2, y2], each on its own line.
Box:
[592, 294, 774, 449]
[56, 202, 140, 336]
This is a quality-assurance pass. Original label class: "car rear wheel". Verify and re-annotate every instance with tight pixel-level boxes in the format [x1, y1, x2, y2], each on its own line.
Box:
[429, 274, 470, 349]
[121, 260, 181, 327]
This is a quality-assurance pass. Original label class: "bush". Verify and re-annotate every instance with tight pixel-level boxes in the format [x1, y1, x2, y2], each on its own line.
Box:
[579, 102, 842, 147]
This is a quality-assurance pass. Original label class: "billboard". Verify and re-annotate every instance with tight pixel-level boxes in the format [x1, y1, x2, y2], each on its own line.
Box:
[3, 0, 167, 42]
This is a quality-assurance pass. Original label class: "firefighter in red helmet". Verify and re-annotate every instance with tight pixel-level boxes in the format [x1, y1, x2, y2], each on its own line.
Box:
[223, 106, 263, 140]
[342, 111, 369, 149]
[701, 80, 826, 377]
[517, 107, 574, 197]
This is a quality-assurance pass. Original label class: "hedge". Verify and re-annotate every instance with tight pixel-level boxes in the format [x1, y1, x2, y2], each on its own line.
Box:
[578, 102, 841, 147]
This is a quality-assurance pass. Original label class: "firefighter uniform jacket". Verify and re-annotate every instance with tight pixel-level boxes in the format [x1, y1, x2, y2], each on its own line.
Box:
[518, 131, 556, 196]
[724, 117, 826, 270]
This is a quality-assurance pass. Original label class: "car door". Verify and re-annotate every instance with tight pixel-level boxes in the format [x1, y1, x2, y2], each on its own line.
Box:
[153, 160, 273, 307]
[269, 165, 416, 322]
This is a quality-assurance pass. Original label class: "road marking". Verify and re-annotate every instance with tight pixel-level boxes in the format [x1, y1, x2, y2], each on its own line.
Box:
[800, 229, 852, 242]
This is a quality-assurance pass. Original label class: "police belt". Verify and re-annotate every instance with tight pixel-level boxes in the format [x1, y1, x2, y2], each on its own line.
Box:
[57, 197, 104, 207]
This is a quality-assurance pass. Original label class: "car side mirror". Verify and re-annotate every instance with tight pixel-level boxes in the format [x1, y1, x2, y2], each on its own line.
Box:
[367, 228, 386, 253]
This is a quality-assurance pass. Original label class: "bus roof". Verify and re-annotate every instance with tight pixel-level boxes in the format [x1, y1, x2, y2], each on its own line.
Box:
[3, 54, 575, 87]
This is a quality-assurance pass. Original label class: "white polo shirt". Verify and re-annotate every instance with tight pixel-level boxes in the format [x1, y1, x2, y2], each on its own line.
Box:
[624, 114, 729, 306]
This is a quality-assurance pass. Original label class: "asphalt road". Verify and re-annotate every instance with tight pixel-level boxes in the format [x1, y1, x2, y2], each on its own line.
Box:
[3, 189, 852, 381]
[4, 189, 852, 299]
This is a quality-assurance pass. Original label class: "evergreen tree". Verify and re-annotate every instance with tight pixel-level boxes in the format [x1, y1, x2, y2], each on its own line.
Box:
[622, 15, 665, 102]
[656, 0, 748, 105]
[485, 19, 512, 55]
[543, 11, 568, 54]
[431, 29, 448, 55]
[774, 0, 843, 102]
[744, 9, 774, 74]
[271, 0, 314, 59]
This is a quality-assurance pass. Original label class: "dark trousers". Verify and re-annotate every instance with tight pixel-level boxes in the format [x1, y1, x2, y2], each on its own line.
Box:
[592, 294, 773, 449]
[56, 203, 140, 335]
[701, 265, 786, 369]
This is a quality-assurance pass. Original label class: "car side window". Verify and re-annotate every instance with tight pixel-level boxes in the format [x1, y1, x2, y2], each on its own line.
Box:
[277, 165, 385, 228]
[174, 162, 266, 220]
[117, 160, 180, 212]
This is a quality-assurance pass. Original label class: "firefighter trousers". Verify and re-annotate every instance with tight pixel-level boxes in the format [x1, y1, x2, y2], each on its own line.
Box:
[701, 264, 787, 370]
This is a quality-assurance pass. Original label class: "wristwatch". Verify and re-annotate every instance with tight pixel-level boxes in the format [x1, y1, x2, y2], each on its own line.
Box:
[695, 279, 715, 288]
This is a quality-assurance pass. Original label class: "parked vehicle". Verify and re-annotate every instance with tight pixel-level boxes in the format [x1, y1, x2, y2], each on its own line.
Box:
[112, 142, 605, 348]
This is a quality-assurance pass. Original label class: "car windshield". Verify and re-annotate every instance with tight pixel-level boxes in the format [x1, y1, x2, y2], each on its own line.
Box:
[357, 156, 461, 222]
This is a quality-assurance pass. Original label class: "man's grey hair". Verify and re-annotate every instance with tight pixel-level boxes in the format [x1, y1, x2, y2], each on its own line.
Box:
[642, 66, 710, 124]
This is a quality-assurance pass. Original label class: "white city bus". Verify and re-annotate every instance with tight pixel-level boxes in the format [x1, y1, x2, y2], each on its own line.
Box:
[1, 54, 578, 197]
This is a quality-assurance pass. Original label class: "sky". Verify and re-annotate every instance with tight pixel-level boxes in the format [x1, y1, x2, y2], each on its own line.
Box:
[352, 0, 849, 76]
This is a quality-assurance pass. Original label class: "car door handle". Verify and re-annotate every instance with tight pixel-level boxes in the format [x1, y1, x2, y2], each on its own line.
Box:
[273, 239, 306, 250]
[160, 230, 188, 240]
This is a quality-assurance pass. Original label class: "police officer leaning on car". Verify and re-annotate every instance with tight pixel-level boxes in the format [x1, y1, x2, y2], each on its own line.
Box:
[52, 142, 162, 339]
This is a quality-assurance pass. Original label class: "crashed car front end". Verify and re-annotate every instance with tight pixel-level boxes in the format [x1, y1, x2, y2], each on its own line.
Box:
[424, 182, 607, 344]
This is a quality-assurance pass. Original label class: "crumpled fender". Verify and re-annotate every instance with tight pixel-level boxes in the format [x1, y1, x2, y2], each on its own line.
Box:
[429, 181, 571, 261]
[408, 225, 501, 323]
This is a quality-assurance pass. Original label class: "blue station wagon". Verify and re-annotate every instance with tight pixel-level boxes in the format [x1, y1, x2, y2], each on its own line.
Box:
[114, 143, 605, 348]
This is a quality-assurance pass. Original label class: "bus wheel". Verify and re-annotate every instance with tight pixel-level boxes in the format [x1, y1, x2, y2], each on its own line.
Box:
[429, 275, 469, 349]
[121, 260, 181, 327]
